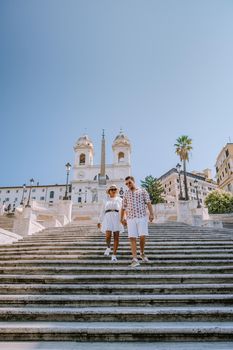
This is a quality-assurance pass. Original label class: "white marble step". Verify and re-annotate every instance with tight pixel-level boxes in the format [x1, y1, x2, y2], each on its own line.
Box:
[0, 321, 233, 341]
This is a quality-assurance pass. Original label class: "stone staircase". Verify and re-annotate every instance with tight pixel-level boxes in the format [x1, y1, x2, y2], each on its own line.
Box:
[0, 223, 233, 344]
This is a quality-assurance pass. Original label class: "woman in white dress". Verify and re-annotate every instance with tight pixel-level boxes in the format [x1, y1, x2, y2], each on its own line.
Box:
[97, 184, 123, 262]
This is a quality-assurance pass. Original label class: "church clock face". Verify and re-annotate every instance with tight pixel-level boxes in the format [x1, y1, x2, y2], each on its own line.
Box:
[78, 171, 85, 179]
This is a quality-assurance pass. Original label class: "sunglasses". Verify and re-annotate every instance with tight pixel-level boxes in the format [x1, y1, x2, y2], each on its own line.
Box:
[110, 189, 117, 192]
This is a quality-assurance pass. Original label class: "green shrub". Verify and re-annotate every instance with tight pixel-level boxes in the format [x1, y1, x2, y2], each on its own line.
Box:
[205, 190, 233, 214]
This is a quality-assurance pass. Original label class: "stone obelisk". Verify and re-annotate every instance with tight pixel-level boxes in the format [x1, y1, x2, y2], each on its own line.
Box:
[98, 130, 107, 201]
[99, 130, 106, 186]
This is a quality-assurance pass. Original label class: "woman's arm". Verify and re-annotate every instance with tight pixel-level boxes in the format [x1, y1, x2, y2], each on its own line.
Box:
[97, 201, 105, 228]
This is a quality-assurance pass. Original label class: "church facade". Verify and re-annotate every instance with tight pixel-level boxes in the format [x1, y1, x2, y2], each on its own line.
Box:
[71, 130, 132, 205]
[0, 131, 132, 211]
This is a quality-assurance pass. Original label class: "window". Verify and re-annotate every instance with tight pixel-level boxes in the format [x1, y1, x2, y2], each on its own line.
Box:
[32, 197, 36, 200]
[226, 149, 229, 157]
[79, 153, 86, 165]
[60, 188, 63, 192]
[32, 189, 36, 192]
[118, 152, 125, 162]
[78, 197, 82, 203]
[42, 189, 45, 192]
[5, 198, 9, 201]
[7, 190, 10, 193]
[49, 191, 54, 199]
[15, 198, 18, 201]
[40, 196, 45, 200]
[16, 190, 19, 193]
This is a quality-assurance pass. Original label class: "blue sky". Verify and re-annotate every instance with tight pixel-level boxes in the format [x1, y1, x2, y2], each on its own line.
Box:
[1, 0, 233, 187]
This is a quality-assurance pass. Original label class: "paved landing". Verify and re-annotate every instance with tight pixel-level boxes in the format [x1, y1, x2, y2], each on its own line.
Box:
[1, 341, 233, 350]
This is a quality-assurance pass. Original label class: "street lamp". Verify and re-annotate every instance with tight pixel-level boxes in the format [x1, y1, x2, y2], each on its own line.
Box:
[194, 179, 201, 208]
[63, 162, 71, 200]
[176, 163, 184, 200]
[20, 184, 26, 206]
[25, 178, 34, 208]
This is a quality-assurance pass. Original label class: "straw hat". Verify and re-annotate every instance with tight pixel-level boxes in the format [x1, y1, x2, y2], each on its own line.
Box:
[106, 184, 119, 194]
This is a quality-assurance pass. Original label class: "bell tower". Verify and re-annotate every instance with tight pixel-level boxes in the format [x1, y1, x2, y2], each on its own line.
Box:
[112, 129, 131, 166]
[73, 135, 94, 168]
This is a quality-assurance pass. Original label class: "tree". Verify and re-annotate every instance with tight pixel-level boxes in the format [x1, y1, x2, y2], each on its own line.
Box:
[141, 175, 165, 205]
[174, 135, 193, 201]
[205, 190, 233, 214]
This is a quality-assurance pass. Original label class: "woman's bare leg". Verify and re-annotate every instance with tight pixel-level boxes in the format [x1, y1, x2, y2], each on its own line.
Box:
[105, 231, 112, 248]
[113, 231, 119, 255]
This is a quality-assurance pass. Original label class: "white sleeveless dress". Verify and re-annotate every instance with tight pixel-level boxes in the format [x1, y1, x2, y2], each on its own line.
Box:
[99, 197, 124, 233]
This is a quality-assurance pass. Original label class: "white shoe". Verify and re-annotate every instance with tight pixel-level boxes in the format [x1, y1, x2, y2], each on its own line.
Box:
[129, 259, 140, 268]
[111, 255, 117, 262]
[104, 247, 111, 256]
[139, 254, 150, 263]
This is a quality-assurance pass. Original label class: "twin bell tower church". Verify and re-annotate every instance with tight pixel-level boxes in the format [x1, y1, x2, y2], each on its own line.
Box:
[71, 130, 132, 205]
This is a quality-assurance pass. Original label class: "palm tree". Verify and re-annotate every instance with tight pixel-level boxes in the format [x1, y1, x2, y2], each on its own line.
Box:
[174, 135, 193, 201]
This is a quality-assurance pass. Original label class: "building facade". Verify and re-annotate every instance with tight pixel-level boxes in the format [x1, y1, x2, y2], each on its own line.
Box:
[0, 184, 69, 211]
[215, 143, 233, 193]
[159, 168, 217, 205]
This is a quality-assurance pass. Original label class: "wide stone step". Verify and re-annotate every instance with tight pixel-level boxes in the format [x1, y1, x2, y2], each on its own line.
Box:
[2, 248, 233, 254]
[0, 283, 233, 295]
[0, 321, 233, 341]
[1, 265, 232, 275]
[0, 259, 232, 267]
[0, 273, 232, 284]
[7, 242, 233, 248]
[1, 306, 233, 322]
[21, 234, 233, 239]
[1, 294, 233, 307]
[1, 254, 233, 261]
[17, 232, 233, 237]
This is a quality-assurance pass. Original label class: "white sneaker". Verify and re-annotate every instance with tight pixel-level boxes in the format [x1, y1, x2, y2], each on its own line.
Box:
[129, 259, 140, 268]
[104, 247, 111, 256]
[111, 255, 117, 262]
[139, 254, 150, 263]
